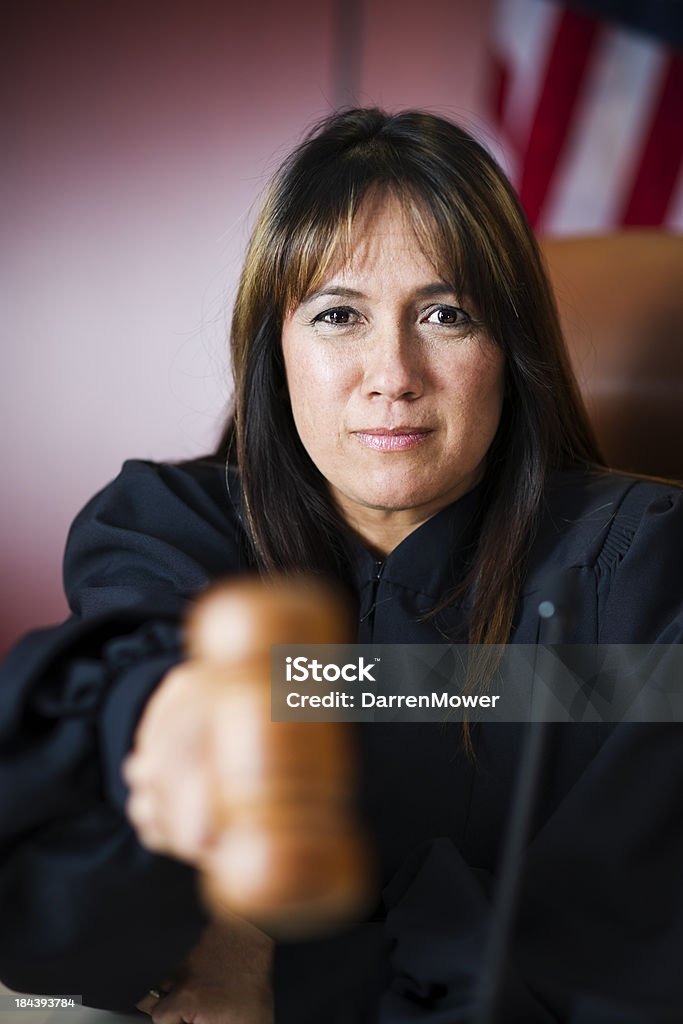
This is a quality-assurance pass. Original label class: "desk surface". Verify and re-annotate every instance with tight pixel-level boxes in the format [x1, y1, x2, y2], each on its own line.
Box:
[0, 984, 140, 1024]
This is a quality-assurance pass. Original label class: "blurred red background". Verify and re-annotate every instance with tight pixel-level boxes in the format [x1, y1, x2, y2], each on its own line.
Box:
[1, 0, 493, 652]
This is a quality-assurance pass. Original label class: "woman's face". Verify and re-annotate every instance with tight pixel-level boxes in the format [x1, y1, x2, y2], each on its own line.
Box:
[281, 195, 505, 555]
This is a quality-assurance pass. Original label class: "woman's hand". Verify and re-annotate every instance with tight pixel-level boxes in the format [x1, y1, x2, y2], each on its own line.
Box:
[124, 578, 370, 933]
[135, 913, 273, 1024]
[125, 656, 275, 1022]
[123, 661, 225, 863]
[123, 576, 350, 867]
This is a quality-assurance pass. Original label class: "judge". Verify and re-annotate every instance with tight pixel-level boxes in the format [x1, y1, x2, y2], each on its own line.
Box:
[1, 108, 682, 1023]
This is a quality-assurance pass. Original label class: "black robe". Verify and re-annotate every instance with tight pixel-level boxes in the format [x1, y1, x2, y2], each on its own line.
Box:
[1, 459, 682, 1022]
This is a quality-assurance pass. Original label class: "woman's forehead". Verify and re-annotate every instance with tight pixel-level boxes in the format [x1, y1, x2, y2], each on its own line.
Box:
[301, 192, 453, 298]
[331, 198, 424, 267]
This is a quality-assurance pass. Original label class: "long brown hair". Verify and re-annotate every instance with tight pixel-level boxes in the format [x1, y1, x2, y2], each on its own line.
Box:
[224, 108, 602, 644]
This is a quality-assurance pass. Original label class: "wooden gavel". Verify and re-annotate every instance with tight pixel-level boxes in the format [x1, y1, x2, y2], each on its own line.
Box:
[185, 575, 372, 935]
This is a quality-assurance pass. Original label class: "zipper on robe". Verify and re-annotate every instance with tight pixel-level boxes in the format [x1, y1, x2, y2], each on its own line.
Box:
[361, 560, 385, 639]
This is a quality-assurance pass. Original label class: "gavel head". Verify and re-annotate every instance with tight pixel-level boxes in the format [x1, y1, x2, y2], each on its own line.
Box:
[185, 574, 355, 661]
[185, 574, 374, 935]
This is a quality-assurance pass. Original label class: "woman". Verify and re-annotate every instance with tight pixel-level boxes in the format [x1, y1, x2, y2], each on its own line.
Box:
[1, 108, 682, 1023]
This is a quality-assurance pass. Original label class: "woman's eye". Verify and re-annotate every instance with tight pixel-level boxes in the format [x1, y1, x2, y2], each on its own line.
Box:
[422, 305, 471, 326]
[312, 306, 359, 326]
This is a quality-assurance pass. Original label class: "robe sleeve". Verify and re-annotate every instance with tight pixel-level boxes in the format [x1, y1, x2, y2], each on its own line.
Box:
[0, 458, 244, 1010]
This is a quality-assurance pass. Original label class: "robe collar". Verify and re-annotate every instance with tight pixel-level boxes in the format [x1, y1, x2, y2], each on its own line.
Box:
[342, 482, 485, 600]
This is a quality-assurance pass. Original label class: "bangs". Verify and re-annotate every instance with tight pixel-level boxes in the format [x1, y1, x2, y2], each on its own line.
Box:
[239, 110, 531, 347]
[269, 181, 472, 319]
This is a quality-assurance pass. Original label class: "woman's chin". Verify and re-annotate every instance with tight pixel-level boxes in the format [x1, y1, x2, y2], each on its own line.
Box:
[333, 482, 451, 519]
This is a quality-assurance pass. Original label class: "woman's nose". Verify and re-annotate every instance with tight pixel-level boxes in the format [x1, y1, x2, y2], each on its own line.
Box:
[361, 327, 425, 402]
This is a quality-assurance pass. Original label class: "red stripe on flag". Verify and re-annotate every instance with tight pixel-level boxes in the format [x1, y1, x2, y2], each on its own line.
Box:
[518, 10, 601, 227]
[619, 53, 683, 226]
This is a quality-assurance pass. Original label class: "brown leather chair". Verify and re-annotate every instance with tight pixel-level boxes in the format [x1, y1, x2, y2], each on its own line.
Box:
[541, 233, 683, 480]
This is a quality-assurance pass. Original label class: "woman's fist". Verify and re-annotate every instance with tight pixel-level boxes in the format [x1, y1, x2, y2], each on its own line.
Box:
[124, 576, 372, 934]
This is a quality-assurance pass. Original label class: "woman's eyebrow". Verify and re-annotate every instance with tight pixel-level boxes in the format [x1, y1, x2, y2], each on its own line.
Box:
[414, 283, 459, 299]
[300, 282, 457, 305]
[300, 286, 366, 305]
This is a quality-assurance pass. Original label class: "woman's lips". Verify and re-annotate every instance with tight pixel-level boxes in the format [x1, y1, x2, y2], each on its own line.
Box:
[353, 428, 433, 452]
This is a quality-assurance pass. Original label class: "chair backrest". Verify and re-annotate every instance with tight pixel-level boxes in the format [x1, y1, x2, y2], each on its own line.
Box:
[541, 232, 683, 480]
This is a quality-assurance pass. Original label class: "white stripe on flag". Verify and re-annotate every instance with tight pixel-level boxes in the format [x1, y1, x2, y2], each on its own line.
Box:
[492, 0, 561, 183]
[539, 24, 665, 234]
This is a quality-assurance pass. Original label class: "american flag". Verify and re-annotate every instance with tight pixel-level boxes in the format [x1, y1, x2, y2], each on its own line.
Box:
[486, 0, 683, 233]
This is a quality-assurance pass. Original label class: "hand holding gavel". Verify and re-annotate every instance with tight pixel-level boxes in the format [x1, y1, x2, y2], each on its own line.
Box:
[124, 576, 372, 936]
